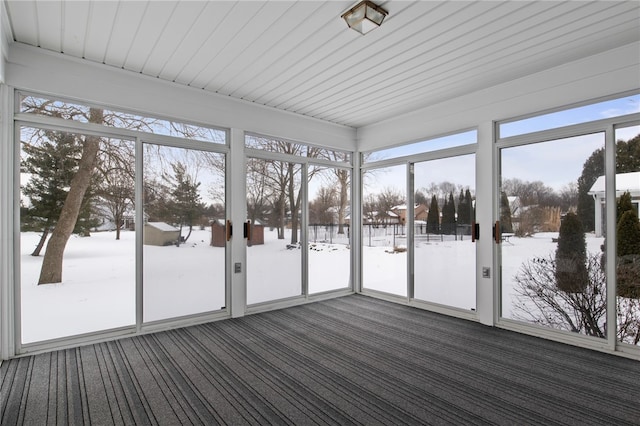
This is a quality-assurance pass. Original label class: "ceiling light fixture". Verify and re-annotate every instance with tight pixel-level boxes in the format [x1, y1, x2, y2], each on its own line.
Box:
[341, 1, 388, 35]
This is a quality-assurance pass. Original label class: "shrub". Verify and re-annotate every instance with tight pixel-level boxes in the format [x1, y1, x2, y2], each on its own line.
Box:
[616, 209, 640, 298]
[555, 212, 587, 293]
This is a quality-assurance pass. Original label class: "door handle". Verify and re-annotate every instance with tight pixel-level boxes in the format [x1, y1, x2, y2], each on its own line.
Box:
[244, 220, 251, 240]
[226, 220, 232, 241]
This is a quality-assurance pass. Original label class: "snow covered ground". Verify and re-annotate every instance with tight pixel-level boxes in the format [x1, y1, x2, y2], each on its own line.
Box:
[20, 228, 351, 342]
[19, 228, 607, 344]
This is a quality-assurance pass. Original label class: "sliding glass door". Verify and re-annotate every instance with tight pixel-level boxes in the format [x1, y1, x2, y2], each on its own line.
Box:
[20, 127, 136, 343]
[142, 144, 226, 322]
[362, 164, 408, 297]
[246, 157, 303, 305]
[413, 154, 476, 310]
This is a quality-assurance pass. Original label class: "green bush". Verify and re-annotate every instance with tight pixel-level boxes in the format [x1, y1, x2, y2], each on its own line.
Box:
[555, 212, 587, 293]
[617, 208, 640, 298]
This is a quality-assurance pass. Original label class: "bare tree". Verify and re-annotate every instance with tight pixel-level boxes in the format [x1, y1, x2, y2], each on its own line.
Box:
[513, 252, 640, 344]
[309, 186, 337, 224]
[513, 253, 606, 337]
[95, 140, 135, 240]
[376, 187, 404, 225]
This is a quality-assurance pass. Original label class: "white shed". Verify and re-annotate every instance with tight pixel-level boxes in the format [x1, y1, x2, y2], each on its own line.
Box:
[144, 222, 180, 246]
[588, 172, 640, 237]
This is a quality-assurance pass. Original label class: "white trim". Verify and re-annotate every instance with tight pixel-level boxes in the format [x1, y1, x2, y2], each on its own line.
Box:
[7, 43, 356, 151]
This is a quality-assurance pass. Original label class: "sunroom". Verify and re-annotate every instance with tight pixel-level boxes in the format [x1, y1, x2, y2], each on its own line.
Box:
[1, 0, 639, 366]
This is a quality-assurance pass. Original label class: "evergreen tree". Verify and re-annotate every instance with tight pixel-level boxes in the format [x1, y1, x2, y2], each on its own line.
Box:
[164, 162, 205, 246]
[21, 130, 92, 256]
[555, 212, 588, 293]
[427, 195, 440, 234]
[499, 191, 513, 233]
[441, 191, 456, 234]
[466, 189, 474, 223]
[457, 189, 470, 225]
[617, 191, 634, 224]
[616, 193, 640, 298]
[617, 210, 640, 257]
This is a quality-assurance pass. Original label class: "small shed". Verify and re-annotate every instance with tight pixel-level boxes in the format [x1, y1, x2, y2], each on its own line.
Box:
[211, 220, 227, 247]
[247, 221, 264, 246]
[144, 222, 180, 246]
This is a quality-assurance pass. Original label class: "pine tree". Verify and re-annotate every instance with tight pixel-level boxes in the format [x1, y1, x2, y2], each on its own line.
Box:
[457, 189, 468, 225]
[617, 191, 634, 224]
[427, 195, 440, 234]
[616, 197, 640, 298]
[441, 191, 456, 234]
[21, 130, 92, 256]
[617, 210, 640, 257]
[466, 189, 474, 223]
[500, 191, 513, 233]
[555, 212, 588, 293]
[164, 161, 205, 246]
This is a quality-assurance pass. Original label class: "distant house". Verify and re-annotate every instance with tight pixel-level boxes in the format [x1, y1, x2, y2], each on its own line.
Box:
[144, 222, 180, 246]
[364, 210, 400, 225]
[507, 196, 522, 232]
[588, 172, 640, 237]
[391, 204, 428, 223]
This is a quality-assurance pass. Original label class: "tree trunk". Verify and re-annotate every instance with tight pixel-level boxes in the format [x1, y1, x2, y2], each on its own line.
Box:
[184, 224, 193, 243]
[115, 212, 122, 240]
[278, 196, 285, 239]
[38, 109, 103, 285]
[31, 227, 49, 257]
[337, 169, 348, 234]
[287, 162, 302, 245]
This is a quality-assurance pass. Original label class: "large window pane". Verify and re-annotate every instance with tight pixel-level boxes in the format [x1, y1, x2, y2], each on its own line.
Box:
[246, 157, 302, 305]
[143, 145, 226, 321]
[500, 133, 607, 339]
[20, 94, 226, 144]
[20, 127, 135, 343]
[614, 125, 640, 347]
[245, 134, 351, 163]
[414, 155, 476, 309]
[364, 130, 476, 163]
[362, 164, 407, 296]
[308, 166, 351, 294]
[500, 94, 640, 138]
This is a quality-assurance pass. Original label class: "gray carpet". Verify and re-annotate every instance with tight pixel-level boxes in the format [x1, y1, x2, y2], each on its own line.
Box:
[2, 295, 639, 425]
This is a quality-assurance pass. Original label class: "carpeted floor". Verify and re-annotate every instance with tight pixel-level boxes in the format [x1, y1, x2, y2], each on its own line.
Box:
[2, 294, 639, 425]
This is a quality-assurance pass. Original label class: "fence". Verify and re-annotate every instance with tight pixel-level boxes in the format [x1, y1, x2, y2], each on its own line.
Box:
[363, 223, 473, 247]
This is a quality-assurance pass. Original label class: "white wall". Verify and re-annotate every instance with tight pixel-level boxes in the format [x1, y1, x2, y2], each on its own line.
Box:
[357, 41, 640, 151]
[6, 43, 356, 151]
[0, 1, 10, 360]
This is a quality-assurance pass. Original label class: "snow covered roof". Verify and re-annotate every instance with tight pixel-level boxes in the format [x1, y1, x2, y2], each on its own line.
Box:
[391, 204, 423, 211]
[588, 172, 640, 197]
[146, 222, 179, 232]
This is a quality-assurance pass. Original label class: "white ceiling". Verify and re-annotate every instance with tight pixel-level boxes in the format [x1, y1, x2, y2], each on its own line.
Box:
[4, 1, 640, 129]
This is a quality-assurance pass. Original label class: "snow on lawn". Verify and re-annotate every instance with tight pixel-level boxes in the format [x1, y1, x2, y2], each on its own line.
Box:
[363, 233, 476, 310]
[20, 228, 351, 343]
[19, 228, 605, 344]
[21, 231, 137, 343]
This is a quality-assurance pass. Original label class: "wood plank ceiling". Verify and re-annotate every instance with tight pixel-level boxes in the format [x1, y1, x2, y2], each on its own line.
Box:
[5, 1, 640, 128]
